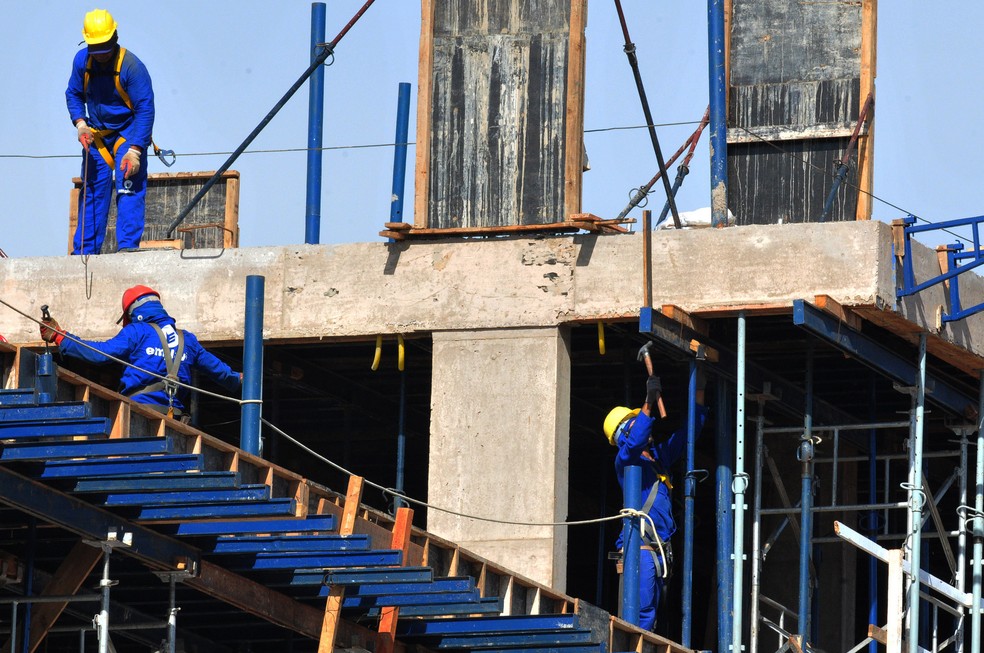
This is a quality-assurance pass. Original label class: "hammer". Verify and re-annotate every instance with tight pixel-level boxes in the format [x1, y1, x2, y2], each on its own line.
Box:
[637, 341, 667, 418]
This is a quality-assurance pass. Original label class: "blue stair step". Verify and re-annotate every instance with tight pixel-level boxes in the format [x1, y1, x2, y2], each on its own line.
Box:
[342, 589, 481, 611]
[101, 484, 271, 507]
[342, 576, 475, 598]
[71, 471, 241, 493]
[362, 596, 504, 617]
[128, 498, 297, 522]
[396, 614, 580, 638]
[226, 548, 402, 572]
[202, 534, 371, 555]
[0, 389, 38, 406]
[0, 402, 90, 422]
[1, 436, 175, 461]
[160, 515, 335, 537]
[299, 566, 433, 587]
[461, 647, 601, 653]
[407, 629, 596, 649]
[0, 417, 112, 438]
[35, 454, 204, 479]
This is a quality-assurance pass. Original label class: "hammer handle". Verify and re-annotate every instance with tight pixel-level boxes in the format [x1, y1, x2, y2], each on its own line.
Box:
[642, 353, 667, 418]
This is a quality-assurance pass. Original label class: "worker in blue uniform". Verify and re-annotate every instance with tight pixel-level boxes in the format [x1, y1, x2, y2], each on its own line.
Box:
[66, 9, 155, 254]
[40, 285, 242, 421]
[603, 370, 708, 632]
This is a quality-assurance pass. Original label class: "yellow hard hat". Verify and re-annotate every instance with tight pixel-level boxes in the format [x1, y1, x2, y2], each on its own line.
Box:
[603, 406, 640, 446]
[83, 9, 117, 45]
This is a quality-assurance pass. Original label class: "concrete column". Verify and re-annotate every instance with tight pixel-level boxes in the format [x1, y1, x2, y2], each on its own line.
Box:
[428, 327, 571, 590]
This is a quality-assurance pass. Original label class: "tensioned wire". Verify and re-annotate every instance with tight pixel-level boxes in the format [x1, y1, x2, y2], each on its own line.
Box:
[0, 294, 655, 532]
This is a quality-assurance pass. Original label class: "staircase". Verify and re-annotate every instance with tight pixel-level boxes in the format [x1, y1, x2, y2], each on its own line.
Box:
[0, 347, 687, 653]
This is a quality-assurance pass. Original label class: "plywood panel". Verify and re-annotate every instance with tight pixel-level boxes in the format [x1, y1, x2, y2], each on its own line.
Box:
[424, 0, 576, 229]
[69, 171, 240, 253]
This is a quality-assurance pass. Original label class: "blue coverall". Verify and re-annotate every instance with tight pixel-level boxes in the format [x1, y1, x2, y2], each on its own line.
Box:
[57, 300, 240, 412]
[615, 405, 709, 631]
[66, 46, 155, 255]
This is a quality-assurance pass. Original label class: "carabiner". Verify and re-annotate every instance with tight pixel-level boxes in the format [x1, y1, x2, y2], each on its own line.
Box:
[153, 144, 177, 168]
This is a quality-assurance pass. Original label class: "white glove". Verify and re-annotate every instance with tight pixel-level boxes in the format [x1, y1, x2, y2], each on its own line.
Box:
[120, 147, 141, 179]
[76, 120, 93, 149]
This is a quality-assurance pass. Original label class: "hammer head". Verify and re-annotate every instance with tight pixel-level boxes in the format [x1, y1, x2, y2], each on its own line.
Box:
[40, 305, 51, 321]
[636, 341, 653, 362]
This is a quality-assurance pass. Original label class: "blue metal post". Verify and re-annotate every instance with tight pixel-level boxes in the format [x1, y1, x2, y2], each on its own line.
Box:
[733, 312, 748, 652]
[622, 465, 642, 627]
[707, 0, 729, 227]
[390, 82, 412, 225]
[716, 377, 735, 653]
[240, 275, 265, 456]
[20, 519, 34, 653]
[305, 2, 327, 245]
[36, 352, 56, 404]
[394, 371, 407, 510]
[798, 348, 815, 646]
[682, 360, 697, 647]
[907, 334, 927, 653]
[972, 371, 983, 653]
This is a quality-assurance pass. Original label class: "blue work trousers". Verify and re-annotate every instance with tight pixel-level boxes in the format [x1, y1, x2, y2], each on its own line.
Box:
[73, 135, 147, 255]
[638, 550, 664, 632]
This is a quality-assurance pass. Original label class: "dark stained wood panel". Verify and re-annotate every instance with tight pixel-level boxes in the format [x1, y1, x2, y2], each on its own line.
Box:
[427, 0, 573, 228]
[728, 0, 865, 225]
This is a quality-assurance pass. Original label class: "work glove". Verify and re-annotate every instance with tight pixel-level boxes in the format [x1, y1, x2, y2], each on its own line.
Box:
[120, 147, 141, 179]
[645, 375, 662, 408]
[39, 318, 63, 345]
[76, 120, 93, 150]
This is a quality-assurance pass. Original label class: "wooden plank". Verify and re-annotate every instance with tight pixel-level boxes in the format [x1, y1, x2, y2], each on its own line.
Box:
[384, 222, 413, 231]
[139, 239, 184, 250]
[564, 0, 588, 222]
[814, 295, 862, 331]
[856, 0, 877, 221]
[376, 507, 414, 653]
[20, 540, 102, 653]
[224, 174, 240, 248]
[687, 303, 793, 318]
[68, 188, 79, 255]
[378, 230, 408, 241]
[726, 123, 856, 144]
[867, 624, 888, 645]
[319, 475, 365, 652]
[660, 305, 710, 336]
[414, 0, 435, 228]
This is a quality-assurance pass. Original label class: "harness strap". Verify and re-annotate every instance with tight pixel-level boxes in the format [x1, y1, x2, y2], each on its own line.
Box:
[129, 325, 185, 403]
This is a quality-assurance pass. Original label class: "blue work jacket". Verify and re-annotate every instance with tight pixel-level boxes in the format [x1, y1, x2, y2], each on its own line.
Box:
[615, 405, 709, 546]
[58, 301, 240, 410]
[65, 47, 155, 149]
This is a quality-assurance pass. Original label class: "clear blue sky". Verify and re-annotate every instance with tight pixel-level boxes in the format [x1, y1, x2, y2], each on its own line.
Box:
[1, 1, 980, 258]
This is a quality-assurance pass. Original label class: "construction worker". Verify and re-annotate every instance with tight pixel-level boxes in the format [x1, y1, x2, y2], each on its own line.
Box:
[39, 285, 242, 420]
[603, 370, 708, 632]
[66, 9, 154, 255]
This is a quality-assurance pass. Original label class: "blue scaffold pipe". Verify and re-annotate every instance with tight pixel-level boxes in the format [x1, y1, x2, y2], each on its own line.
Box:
[798, 349, 815, 646]
[390, 82, 412, 229]
[682, 360, 697, 646]
[622, 465, 642, 626]
[707, 0, 728, 227]
[241, 275, 265, 456]
[305, 2, 327, 244]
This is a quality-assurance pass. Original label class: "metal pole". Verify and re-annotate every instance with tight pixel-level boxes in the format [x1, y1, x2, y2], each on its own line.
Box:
[622, 465, 642, 626]
[732, 311, 748, 653]
[749, 398, 765, 653]
[167, 574, 177, 653]
[305, 2, 327, 244]
[97, 547, 111, 653]
[707, 0, 729, 227]
[716, 376, 735, 653]
[798, 347, 815, 646]
[957, 432, 969, 653]
[20, 520, 34, 653]
[682, 360, 697, 647]
[389, 82, 412, 226]
[868, 376, 879, 653]
[240, 275, 265, 456]
[394, 370, 407, 510]
[971, 370, 983, 653]
[907, 334, 927, 653]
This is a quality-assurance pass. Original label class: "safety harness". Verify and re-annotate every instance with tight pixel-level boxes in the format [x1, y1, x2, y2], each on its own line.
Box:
[128, 324, 185, 419]
[82, 48, 175, 169]
[638, 464, 673, 579]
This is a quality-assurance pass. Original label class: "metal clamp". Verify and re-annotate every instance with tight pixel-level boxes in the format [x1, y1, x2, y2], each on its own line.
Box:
[900, 482, 927, 511]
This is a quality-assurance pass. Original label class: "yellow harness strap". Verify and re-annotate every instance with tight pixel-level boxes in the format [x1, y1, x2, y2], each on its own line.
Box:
[83, 48, 131, 170]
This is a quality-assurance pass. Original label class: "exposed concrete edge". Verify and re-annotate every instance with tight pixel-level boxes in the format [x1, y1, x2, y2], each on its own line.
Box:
[2, 221, 982, 359]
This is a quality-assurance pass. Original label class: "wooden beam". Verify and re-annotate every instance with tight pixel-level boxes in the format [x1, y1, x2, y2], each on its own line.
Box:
[223, 173, 240, 248]
[413, 0, 435, 228]
[814, 295, 862, 331]
[867, 624, 888, 645]
[318, 475, 365, 652]
[20, 541, 102, 653]
[660, 305, 709, 336]
[564, 0, 588, 221]
[856, 0, 877, 220]
[377, 507, 415, 653]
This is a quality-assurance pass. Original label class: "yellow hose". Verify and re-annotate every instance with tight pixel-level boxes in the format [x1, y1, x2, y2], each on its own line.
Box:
[397, 334, 405, 371]
[371, 335, 382, 371]
[597, 321, 606, 356]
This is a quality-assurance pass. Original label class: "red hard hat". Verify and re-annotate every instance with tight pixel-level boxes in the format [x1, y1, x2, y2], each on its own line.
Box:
[118, 285, 160, 325]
